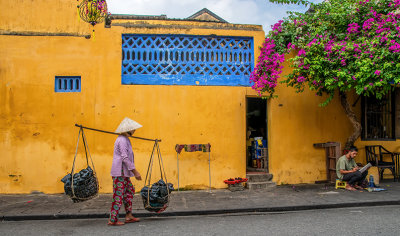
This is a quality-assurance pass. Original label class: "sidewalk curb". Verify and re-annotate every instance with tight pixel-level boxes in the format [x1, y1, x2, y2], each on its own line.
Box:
[2, 200, 400, 221]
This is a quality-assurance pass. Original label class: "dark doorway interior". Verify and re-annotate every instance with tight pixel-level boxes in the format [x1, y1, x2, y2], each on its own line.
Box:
[246, 97, 268, 172]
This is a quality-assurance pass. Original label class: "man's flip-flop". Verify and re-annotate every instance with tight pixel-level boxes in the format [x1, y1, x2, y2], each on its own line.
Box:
[108, 221, 125, 226]
[354, 185, 363, 190]
[345, 186, 357, 191]
[125, 217, 140, 223]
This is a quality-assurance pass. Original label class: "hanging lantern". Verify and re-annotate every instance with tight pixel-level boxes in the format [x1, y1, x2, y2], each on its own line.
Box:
[77, 0, 108, 26]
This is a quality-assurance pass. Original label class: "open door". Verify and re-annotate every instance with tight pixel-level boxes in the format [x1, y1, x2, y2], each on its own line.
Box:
[246, 97, 268, 173]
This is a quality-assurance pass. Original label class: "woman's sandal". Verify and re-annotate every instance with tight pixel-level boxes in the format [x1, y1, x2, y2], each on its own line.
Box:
[108, 220, 125, 226]
[125, 217, 140, 223]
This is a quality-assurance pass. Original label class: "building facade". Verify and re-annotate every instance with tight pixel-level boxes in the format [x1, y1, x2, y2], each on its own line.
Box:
[1, 0, 397, 194]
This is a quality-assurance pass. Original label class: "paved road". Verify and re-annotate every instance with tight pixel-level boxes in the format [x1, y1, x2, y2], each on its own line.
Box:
[1, 206, 399, 236]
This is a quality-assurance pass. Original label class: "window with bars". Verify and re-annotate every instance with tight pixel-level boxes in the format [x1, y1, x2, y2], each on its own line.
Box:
[55, 76, 81, 92]
[361, 89, 396, 140]
[121, 34, 254, 86]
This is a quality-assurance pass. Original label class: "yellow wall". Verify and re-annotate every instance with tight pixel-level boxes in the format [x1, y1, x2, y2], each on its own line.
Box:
[267, 52, 352, 184]
[268, 54, 398, 184]
[0, 0, 265, 193]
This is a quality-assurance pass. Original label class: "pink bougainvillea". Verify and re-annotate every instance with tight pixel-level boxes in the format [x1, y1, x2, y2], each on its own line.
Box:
[250, 0, 400, 105]
[250, 38, 284, 96]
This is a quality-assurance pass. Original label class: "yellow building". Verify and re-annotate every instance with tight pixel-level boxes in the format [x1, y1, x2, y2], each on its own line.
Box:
[1, 0, 398, 194]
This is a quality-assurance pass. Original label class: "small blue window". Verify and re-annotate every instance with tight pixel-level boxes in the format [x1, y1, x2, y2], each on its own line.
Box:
[55, 76, 81, 92]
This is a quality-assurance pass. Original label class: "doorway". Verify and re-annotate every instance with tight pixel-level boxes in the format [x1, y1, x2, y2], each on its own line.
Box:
[246, 97, 268, 172]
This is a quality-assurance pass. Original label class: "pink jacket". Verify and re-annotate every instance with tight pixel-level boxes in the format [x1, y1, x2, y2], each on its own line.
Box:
[110, 135, 135, 177]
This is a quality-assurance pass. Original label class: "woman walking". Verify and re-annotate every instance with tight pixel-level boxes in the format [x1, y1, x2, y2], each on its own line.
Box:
[108, 117, 143, 226]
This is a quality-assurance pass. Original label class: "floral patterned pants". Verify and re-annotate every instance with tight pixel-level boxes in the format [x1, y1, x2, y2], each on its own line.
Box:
[109, 176, 135, 223]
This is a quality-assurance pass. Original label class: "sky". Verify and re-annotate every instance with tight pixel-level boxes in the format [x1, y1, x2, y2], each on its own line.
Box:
[107, 0, 322, 34]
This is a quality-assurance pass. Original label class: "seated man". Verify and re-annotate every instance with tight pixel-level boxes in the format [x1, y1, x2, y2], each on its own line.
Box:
[336, 146, 368, 191]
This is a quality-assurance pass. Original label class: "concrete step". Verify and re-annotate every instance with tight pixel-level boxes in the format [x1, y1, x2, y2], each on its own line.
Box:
[246, 173, 273, 182]
[245, 181, 276, 190]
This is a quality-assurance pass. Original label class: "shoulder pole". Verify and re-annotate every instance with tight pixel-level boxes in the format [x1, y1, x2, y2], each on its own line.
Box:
[75, 124, 161, 142]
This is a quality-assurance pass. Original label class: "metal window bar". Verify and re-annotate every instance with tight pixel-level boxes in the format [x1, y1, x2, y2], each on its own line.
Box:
[363, 90, 395, 139]
[55, 76, 81, 92]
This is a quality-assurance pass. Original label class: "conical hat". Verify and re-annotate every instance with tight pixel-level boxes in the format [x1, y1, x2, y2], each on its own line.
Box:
[115, 117, 142, 134]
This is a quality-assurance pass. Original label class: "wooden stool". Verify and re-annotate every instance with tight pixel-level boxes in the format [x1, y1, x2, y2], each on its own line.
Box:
[335, 179, 347, 189]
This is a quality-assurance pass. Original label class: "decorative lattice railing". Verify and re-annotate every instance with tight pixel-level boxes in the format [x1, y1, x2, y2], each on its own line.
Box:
[122, 34, 254, 86]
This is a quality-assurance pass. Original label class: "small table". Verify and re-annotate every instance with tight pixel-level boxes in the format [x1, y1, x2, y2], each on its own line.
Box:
[313, 142, 341, 183]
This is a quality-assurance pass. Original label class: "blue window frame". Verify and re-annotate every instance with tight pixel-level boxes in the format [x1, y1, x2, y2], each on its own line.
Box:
[121, 34, 254, 86]
[55, 76, 81, 92]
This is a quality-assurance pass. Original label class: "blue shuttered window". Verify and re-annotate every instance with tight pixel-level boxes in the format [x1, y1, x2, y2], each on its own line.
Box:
[55, 76, 81, 92]
[121, 34, 254, 86]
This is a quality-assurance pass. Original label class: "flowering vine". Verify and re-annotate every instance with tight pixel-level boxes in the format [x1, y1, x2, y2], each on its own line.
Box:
[250, 38, 284, 96]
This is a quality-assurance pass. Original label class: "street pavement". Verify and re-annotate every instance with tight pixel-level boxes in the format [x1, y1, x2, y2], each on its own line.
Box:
[1, 181, 400, 221]
[1, 206, 400, 235]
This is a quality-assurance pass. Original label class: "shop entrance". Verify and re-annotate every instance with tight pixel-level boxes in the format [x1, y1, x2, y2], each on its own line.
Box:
[246, 97, 268, 172]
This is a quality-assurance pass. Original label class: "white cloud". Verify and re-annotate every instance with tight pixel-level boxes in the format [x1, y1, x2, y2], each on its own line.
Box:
[107, 0, 314, 34]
